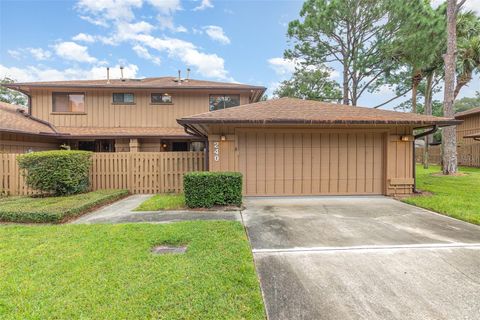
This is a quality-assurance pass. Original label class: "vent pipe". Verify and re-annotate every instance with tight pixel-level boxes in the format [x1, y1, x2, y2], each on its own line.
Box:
[120, 66, 124, 80]
[186, 68, 190, 82]
[177, 70, 181, 83]
[106, 67, 110, 84]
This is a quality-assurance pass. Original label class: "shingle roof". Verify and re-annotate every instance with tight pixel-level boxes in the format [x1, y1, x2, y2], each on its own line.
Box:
[455, 107, 480, 118]
[177, 97, 460, 127]
[4, 77, 265, 91]
[56, 126, 192, 138]
[0, 102, 56, 135]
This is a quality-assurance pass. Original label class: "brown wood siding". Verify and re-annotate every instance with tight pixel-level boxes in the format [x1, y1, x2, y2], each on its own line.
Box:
[236, 129, 385, 196]
[0, 133, 59, 153]
[457, 113, 480, 146]
[30, 88, 250, 128]
[207, 125, 415, 196]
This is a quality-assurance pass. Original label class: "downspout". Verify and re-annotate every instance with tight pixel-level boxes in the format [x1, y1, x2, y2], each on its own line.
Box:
[413, 125, 438, 193]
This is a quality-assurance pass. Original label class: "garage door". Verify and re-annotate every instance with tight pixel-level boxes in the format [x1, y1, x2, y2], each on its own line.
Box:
[237, 131, 385, 196]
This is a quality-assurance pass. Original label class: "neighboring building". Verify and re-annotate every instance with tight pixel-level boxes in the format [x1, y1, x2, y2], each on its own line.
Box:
[455, 107, 480, 166]
[1, 76, 265, 152]
[0, 102, 58, 153]
[178, 98, 459, 196]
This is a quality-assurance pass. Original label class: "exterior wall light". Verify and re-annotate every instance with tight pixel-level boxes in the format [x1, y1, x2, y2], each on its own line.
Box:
[220, 135, 226, 141]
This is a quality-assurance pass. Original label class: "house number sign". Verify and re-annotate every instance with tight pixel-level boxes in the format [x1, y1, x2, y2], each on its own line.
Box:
[213, 142, 220, 161]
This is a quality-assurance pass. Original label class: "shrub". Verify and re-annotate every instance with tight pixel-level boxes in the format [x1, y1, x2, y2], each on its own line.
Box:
[184, 172, 242, 208]
[17, 150, 92, 196]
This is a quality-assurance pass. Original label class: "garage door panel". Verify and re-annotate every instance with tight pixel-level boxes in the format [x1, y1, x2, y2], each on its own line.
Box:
[238, 130, 384, 196]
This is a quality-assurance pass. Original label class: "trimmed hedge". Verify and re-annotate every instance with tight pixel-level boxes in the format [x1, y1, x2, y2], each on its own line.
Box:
[184, 172, 242, 208]
[17, 150, 92, 196]
[0, 189, 128, 223]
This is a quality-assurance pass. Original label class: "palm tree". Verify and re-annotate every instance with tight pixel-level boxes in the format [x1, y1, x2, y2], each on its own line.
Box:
[454, 12, 480, 99]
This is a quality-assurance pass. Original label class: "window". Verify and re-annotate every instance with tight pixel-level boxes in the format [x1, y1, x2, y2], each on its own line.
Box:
[209, 94, 240, 111]
[52, 93, 85, 113]
[172, 142, 189, 151]
[112, 93, 135, 104]
[151, 93, 173, 104]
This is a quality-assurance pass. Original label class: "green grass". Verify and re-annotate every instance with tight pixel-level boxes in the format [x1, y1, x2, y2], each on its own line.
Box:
[0, 222, 265, 319]
[135, 193, 186, 211]
[403, 165, 480, 225]
[0, 189, 128, 223]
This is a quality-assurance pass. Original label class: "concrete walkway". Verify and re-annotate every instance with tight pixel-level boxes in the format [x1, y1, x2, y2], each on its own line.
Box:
[72, 194, 241, 224]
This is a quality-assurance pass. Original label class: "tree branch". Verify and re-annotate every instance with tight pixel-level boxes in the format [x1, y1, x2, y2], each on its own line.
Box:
[373, 88, 412, 109]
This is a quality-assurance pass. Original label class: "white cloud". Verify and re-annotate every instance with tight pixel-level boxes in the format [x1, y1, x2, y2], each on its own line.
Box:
[203, 25, 231, 44]
[132, 44, 161, 65]
[76, 0, 143, 25]
[147, 0, 181, 14]
[268, 57, 296, 76]
[54, 41, 97, 63]
[193, 0, 213, 11]
[8, 50, 22, 60]
[74, 0, 231, 80]
[135, 34, 231, 80]
[72, 33, 96, 43]
[28, 48, 52, 60]
[0, 63, 139, 82]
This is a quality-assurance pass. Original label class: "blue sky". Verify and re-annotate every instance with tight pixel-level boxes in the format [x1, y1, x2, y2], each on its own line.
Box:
[0, 0, 479, 110]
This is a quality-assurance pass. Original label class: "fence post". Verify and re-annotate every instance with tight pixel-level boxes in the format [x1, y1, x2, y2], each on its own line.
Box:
[9, 154, 18, 195]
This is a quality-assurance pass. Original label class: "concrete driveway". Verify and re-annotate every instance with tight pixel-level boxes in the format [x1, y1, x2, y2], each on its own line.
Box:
[242, 196, 480, 320]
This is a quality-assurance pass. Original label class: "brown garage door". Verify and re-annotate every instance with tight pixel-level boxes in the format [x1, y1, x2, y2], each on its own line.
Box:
[237, 130, 385, 196]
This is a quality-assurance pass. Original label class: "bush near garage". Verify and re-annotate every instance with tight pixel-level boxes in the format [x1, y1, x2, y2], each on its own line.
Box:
[17, 150, 92, 196]
[184, 172, 242, 208]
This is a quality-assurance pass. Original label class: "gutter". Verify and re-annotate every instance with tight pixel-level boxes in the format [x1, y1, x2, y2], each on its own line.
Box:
[412, 125, 438, 193]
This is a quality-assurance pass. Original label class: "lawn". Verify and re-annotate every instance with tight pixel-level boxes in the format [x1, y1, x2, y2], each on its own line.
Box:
[0, 189, 128, 223]
[0, 221, 265, 319]
[403, 165, 480, 225]
[135, 193, 186, 211]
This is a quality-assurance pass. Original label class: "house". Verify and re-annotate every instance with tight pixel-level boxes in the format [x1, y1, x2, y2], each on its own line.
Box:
[1, 75, 265, 153]
[455, 107, 480, 166]
[2, 75, 459, 196]
[178, 98, 459, 196]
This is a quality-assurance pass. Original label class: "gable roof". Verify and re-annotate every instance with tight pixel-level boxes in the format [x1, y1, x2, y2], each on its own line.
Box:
[0, 102, 57, 136]
[455, 107, 480, 118]
[177, 97, 461, 128]
[3, 77, 266, 101]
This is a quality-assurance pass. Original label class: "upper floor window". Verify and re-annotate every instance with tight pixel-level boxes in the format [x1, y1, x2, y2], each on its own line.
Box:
[151, 93, 173, 104]
[52, 92, 85, 113]
[112, 93, 134, 104]
[209, 94, 240, 111]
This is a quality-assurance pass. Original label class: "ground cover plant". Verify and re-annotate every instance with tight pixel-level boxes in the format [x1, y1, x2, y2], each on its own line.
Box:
[0, 221, 265, 319]
[404, 165, 480, 225]
[0, 189, 128, 223]
[134, 193, 185, 211]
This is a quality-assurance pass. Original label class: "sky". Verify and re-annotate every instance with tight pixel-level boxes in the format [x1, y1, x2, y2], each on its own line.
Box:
[0, 0, 479, 110]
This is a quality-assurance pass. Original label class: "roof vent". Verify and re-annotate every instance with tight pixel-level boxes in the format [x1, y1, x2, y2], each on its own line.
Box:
[106, 67, 110, 84]
[120, 66, 125, 81]
[185, 68, 190, 82]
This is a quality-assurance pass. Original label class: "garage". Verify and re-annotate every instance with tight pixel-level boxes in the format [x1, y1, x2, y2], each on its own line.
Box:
[237, 130, 384, 195]
[178, 97, 459, 196]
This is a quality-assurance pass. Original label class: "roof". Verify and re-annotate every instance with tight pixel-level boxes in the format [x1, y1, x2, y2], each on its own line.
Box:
[455, 107, 480, 118]
[56, 127, 192, 139]
[0, 101, 57, 135]
[177, 97, 461, 127]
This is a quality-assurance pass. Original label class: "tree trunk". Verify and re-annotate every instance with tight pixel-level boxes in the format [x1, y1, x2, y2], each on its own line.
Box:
[453, 72, 471, 99]
[411, 71, 423, 114]
[442, 0, 458, 175]
[423, 73, 434, 169]
[342, 64, 349, 105]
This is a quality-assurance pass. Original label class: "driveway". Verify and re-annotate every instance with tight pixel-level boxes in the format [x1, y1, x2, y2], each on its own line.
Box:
[242, 196, 480, 320]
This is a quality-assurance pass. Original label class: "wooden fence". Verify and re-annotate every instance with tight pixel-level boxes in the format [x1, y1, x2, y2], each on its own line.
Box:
[1, 152, 205, 196]
[416, 144, 480, 167]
